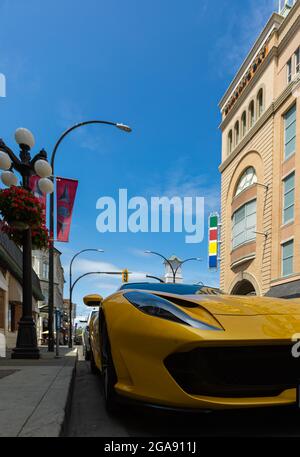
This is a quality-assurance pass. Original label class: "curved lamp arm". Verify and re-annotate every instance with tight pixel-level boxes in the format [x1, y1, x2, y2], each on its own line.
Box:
[145, 251, 176, 283]
[174, 258, 202, 276]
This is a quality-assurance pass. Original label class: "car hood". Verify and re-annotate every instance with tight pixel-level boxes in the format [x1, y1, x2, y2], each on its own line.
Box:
[154, 292, 300, 316]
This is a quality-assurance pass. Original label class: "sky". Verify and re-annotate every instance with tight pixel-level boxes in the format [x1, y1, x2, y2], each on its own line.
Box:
[0, 0, 278, 316]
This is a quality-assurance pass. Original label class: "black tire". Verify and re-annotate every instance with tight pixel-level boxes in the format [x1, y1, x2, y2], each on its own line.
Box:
[101, 319, 118, 414]
[90, 349, 98, 374]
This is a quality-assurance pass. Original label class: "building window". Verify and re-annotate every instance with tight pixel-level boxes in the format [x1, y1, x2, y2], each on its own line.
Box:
[228, 130, 233, 155]
[234, 121, 239, 146]
[284, 104, 296, 159]
[287, 58, 292, 83]
[241, 111, 247, 137]
[256, 89, 264, 118]
[283, 172, 295, 224]
[235, 167, 257, 196]
[248, 100, 255, 128]
[32, 256, 39, 275]
[42, 262, 49, 279]
[282, 240, 294, 277]
[232, 199, 256, 249]
[295, 47, 300, 74]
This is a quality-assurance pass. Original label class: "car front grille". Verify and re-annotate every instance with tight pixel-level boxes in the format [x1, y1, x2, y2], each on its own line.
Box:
[164, 345, 300, 398]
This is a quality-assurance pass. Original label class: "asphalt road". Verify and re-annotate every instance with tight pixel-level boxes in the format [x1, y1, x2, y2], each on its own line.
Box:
[66, 347, 300, 437]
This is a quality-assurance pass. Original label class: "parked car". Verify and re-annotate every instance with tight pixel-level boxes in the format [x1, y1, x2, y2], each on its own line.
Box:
[82, 307, 99, 360]
[73, 317, 88, 345]
[87, 282, 300, 413]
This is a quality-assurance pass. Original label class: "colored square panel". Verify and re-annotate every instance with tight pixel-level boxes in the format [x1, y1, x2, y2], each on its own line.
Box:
[209, 229, 218, 241]
[209, 241, 217, 255]
[209, 215, 218, 228]
[209, 256, 217, 268]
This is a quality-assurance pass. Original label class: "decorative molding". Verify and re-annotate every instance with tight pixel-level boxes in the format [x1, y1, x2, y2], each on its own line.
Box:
[219, 80, 296, 173]
[219, 47, 277, 131]
[231, 253, 256, 269]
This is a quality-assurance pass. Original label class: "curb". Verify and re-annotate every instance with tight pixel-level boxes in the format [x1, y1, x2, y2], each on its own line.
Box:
[60, 351, 78, 437]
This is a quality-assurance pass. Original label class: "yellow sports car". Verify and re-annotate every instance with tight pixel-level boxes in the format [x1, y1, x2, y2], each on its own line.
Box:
[86, 282, 300, 413]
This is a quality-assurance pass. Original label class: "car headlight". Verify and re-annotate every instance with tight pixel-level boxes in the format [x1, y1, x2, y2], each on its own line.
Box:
[124, 291, 223, 331]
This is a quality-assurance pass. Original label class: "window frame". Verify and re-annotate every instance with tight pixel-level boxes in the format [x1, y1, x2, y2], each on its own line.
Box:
[295, 47, 300, 74]
[284, 104, 297, 160]
[256, 88, 264, 118]
[235, 167, 257, 197]
[234, 121, 240, 146]
[227, 130, 233, 155]
[282, 171, 295, 225]
[287, 58, 292, 84]
[248, 100, 255, 129]
[232, 199, 257, 250]
[241, 111, 247, 138]
[282, 239, 294, 277]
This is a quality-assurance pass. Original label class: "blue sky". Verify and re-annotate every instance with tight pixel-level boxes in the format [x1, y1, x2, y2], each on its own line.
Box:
[0, 0, 278, 315]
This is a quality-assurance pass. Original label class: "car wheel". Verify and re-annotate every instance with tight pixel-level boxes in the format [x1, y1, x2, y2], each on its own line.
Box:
[90, 349, 98, 374]
[101, 320, 118, 414]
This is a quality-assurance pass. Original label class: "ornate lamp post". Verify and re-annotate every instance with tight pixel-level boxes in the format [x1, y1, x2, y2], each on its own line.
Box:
[0, 128, 53, 359]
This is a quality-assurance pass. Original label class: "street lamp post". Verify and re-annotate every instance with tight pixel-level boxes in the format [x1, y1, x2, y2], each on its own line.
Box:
[69, 248, 104, 348]
[48, 120, 132, 352]
[145, 251, 202, 283]
[0, 128, 54, 359]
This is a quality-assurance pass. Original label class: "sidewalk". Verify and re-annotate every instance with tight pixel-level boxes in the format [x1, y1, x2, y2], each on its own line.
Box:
[0, 346, 77, 437]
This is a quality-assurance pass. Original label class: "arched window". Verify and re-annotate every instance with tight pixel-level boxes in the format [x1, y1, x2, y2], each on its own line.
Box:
[235, 167, 257, 196]
[256, 88, 264, 118]
[248, 100, 255, 128]
[228, 130, 233, 155]
[234, 121, 239, 146]
[241, 111, 247, 137]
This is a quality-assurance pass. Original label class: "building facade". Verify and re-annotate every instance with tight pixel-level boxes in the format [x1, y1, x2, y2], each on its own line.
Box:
[32, 248, 65, 343]
[0, 231, 43, 348]
[219, 0, 300, 298]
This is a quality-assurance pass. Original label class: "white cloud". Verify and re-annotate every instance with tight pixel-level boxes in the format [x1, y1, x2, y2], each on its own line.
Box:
[145, 157, 220, 213]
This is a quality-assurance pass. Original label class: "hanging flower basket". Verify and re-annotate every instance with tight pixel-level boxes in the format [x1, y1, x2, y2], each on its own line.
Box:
[0, 186, 49, 249]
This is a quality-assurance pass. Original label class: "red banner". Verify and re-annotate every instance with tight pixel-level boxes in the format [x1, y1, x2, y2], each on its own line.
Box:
[29, 175, 46, 211]
[56, 177, 78, 242]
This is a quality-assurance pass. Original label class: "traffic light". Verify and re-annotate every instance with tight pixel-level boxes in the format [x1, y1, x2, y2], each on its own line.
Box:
[122, 269, 129, 283]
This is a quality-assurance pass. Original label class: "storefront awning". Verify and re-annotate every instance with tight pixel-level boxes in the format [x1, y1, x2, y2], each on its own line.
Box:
[9, 275, 22, 302]
[265, 280, 300, 299]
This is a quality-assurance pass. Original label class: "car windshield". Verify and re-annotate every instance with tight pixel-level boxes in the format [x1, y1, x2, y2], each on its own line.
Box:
[119, 283, 221, 295]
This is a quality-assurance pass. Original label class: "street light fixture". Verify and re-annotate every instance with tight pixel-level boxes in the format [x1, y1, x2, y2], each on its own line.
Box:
[0, 128, 53, 359]
[47, 119, 132, 352]
[69, 248, 104, 348]
[145, 251, 202, 283]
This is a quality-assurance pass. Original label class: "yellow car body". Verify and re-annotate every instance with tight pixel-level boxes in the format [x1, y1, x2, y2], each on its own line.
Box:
[89, 283, 300, 411]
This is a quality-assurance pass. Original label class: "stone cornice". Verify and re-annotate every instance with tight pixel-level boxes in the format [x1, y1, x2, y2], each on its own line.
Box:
[219, 13, 283, 110]
[277, 12, 300, 56]
[219, 81, 296, 173]
[219, 46, 278, 131]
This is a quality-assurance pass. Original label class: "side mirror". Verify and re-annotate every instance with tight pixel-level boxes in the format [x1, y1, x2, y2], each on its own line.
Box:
[83, 294, 103, 307]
